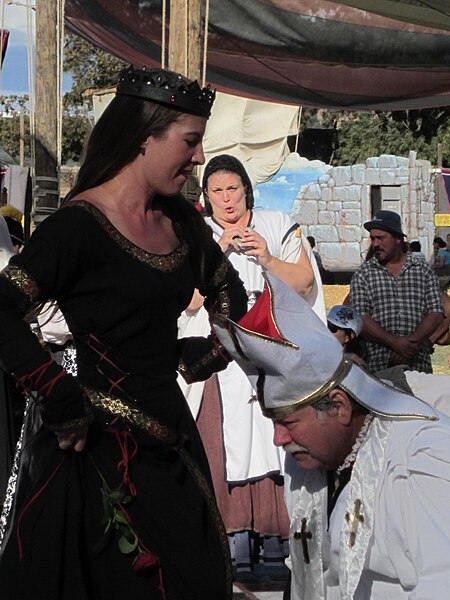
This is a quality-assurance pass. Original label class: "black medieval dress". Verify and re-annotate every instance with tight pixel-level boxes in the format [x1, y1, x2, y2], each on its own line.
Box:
[0, 198, 247, 600]
[0, 368, 25, 507]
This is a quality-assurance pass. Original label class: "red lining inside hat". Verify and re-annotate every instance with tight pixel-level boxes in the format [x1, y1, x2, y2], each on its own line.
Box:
[238, 284, 284, 340]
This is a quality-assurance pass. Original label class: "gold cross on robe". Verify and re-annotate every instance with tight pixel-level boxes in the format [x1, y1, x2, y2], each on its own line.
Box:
[345, 498, 364, 547]
[294, 517, 313, 564]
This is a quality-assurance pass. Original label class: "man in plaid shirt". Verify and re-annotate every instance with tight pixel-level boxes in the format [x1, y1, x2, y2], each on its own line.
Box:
[351, 210, 443, 373]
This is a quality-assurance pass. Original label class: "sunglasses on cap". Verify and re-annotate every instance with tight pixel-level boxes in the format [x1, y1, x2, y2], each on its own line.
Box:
[327, 322, 354, 337]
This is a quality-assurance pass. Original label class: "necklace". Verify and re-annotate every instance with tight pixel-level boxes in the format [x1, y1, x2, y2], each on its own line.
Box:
[336, 413, 373, 476]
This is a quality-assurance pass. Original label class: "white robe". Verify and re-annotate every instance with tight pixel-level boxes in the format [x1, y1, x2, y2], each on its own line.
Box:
[285, 371, 450, 520]
[178, 210, 325, 482]
[404, 370, 450, 415]
[289, 412, 450, 600]
[0, 214, 14, 270]
[177, 306, 211, 418]
[209, 210, 325, 482]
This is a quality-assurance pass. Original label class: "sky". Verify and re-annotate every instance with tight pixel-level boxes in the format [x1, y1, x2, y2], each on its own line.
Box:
[0, 2, 71, 96]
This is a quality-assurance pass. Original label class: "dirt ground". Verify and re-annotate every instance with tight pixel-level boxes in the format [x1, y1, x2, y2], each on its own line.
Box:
[323, 285, 350, 311]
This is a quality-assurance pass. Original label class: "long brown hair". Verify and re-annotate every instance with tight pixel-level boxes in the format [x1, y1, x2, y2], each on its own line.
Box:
[65, 95, 184, 201]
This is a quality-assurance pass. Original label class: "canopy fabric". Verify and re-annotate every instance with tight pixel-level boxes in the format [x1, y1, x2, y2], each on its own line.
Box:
[92, 88, 300, 186]
[65, 1, 450, 110]
[1, 30, 9, 64]
[202, 92, 300, 185]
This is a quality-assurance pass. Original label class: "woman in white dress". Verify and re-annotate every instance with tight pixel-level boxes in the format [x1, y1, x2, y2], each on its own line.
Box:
[196, 154, 326, 572]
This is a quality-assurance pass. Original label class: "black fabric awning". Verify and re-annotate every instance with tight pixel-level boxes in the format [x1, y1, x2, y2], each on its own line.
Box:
[65, 1, 450, 110]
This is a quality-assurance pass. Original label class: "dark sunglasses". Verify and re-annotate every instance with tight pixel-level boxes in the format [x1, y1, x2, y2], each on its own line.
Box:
[328, 322, 353, 336]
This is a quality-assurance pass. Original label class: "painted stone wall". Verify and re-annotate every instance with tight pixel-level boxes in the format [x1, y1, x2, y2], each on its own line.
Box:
[291, 151, 436, 270]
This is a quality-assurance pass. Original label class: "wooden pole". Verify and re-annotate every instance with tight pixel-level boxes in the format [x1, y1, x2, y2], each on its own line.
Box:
[168, 0, 203, 199]
[34, 0, 59, 222]
[168, 0, 202, 81]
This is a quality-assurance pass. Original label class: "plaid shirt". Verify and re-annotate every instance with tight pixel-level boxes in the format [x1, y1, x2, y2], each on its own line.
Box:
[351, 253, 443, 372]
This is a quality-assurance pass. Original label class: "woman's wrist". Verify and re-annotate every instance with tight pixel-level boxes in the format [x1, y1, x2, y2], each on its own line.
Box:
[257, 252, 274, 270]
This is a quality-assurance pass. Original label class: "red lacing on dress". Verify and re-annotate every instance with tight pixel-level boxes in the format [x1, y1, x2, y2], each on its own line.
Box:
[86, 334, 128, 395]
[18, 358, 66, 396]
[84, 334, 167, 596]
[105, 420, 167, 598]
[16, 456, 66, 560]
[106, 419, 138, 497]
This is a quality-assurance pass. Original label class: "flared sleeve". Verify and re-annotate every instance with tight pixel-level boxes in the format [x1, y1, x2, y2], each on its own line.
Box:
[0, 209, 94, 431]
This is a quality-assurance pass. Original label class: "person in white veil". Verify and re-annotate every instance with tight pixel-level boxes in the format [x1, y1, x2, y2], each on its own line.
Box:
[0, 214, 15, 269]
[188, 154, 326, 575]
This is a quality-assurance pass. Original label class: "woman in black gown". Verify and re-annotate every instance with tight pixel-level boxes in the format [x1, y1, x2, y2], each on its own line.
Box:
[0, 214, 20, 508]
[0, 66, 247, 599]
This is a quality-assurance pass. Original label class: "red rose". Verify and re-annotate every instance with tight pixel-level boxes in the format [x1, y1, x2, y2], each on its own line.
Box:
[133, 551, 160, 573]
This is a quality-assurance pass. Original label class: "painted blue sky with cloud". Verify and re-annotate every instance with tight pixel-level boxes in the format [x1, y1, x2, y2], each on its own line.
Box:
[254, 154, 328, 215]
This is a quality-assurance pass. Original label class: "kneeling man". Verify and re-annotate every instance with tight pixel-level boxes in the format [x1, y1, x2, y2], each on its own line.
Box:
[213, 274, 450, 599]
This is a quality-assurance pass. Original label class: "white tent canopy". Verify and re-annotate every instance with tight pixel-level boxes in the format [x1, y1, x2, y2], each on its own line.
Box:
[93, 89, 300, 187]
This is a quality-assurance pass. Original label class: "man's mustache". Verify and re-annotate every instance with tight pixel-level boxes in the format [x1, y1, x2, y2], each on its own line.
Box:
[283, 443, 308, 454]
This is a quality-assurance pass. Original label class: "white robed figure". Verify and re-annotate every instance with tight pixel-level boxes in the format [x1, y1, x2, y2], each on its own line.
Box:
[205, 209, 325, 482]
[213, 272, 450, 599]
[178, 154, 325, 570]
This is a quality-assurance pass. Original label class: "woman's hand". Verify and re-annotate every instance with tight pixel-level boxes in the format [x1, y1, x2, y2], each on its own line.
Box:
[217, 225, 249, 252]
[239, 229, 273, 268]
[186, 288, 205, 312]
[56, 425, 89, 452]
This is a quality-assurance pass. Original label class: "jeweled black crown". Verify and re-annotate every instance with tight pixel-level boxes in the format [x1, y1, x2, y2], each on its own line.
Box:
[116, 66, 216, 118]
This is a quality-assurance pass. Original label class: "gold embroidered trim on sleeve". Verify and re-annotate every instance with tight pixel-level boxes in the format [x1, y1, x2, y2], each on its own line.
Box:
[210, 255, 230, 288]
[216, 288, 231, 318]
[177, 344, 222, 383]
[1, 265, 40, 303]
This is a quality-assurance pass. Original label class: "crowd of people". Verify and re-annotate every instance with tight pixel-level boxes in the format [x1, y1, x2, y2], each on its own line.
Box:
[0, 64, 449, 600]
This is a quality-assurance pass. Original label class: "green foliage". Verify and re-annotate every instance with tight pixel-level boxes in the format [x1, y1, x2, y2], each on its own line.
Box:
[64, 31, 126, 110]
[0, 95, 30, 163]
[302, 108, 450, 167]
[61, 111, 91, 164]
[0, 92, 90, 165]
[101, 485, 139, 555]
[0, 33, 125, 164]
[60, 32, 126, 162]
